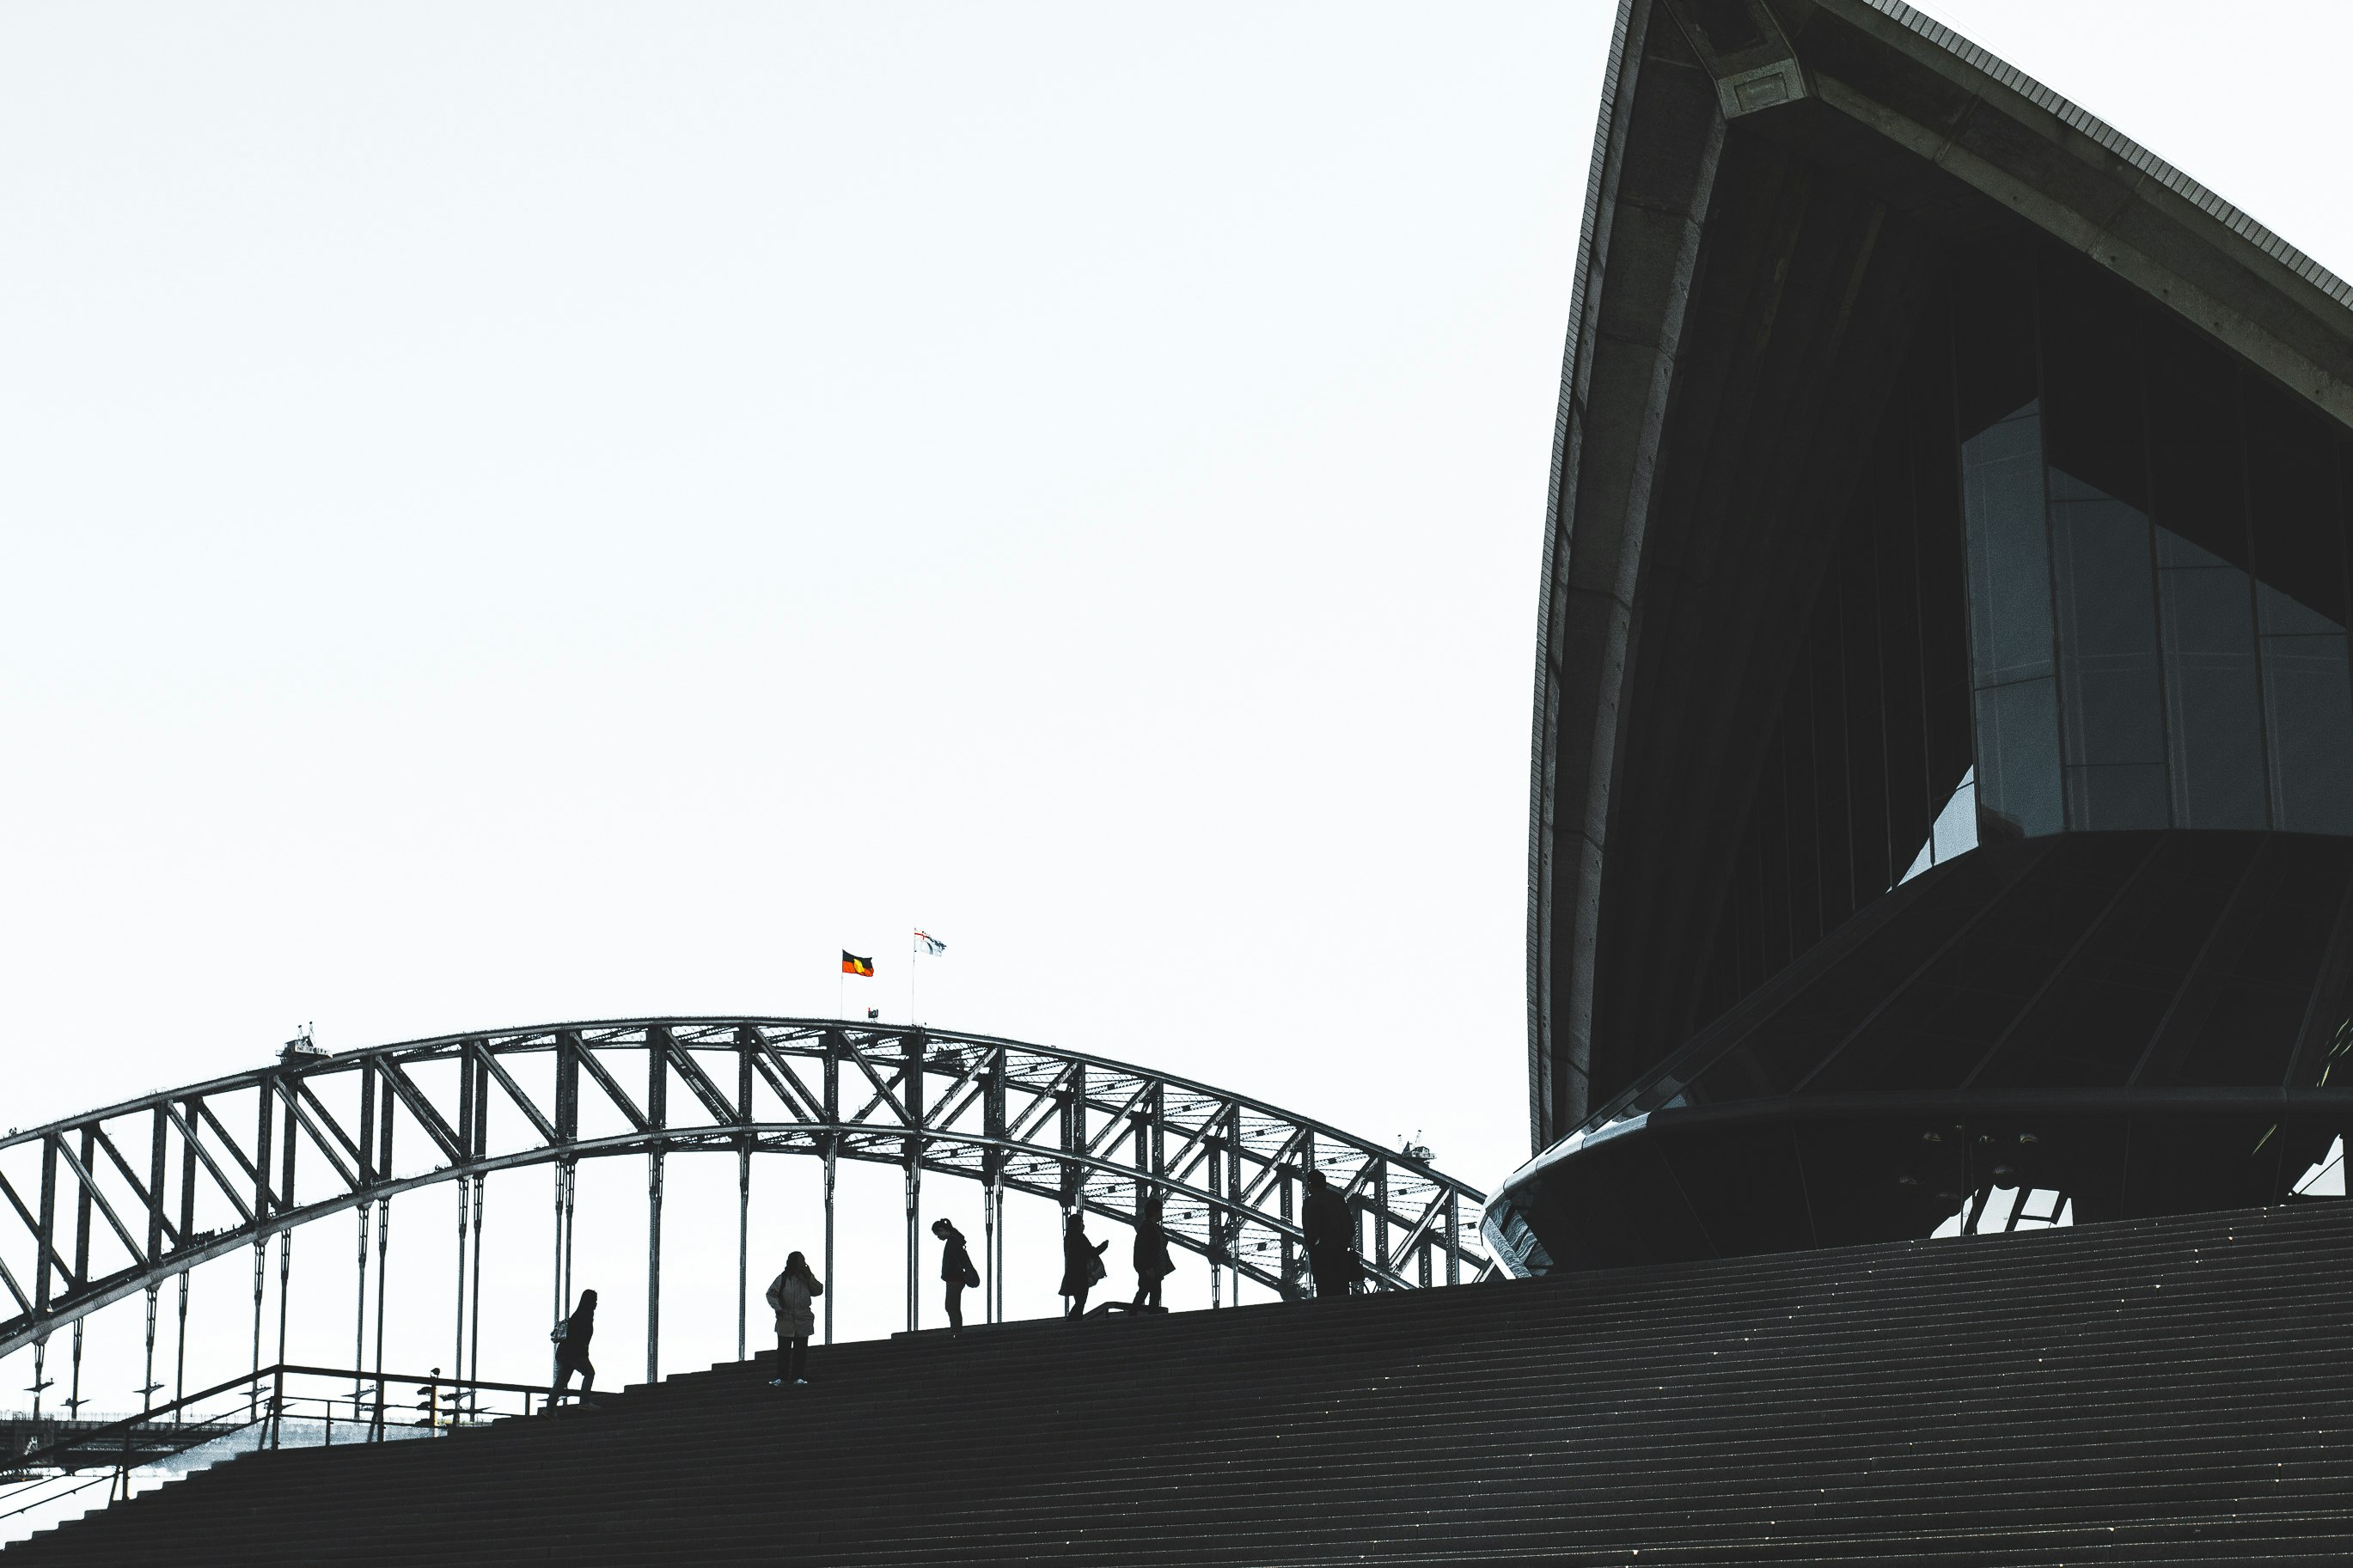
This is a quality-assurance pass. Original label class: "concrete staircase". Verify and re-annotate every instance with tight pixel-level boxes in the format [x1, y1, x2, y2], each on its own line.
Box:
[8, 1201, 2352, 1565]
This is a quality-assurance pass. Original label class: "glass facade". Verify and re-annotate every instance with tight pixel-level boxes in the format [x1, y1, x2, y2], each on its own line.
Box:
[1694, 238, 2353, 1034]
[1956, 247, 2353, 841]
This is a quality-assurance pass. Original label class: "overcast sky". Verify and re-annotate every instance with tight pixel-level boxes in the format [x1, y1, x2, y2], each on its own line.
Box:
[3, 0, 2350, 1473]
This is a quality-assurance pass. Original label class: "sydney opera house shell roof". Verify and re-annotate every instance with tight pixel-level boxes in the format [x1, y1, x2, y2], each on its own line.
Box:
[1494, 0, 2353, 1274]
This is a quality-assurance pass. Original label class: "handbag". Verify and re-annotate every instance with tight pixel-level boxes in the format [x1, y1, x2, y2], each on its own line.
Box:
[549, 1320, 569, 1345]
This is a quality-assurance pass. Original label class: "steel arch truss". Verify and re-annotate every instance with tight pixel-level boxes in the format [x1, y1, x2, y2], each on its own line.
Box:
[0, 1018, 1493, 1360]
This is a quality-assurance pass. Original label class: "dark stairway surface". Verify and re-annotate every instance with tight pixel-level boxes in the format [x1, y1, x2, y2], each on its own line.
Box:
[11, 1201, 2353, 1565]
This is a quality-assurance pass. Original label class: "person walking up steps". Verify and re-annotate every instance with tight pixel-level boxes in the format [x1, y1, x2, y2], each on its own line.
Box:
[766, 1251, 823, 1387]
[1060, 1208, 1109, 1318]
[1302, 1169, 1358, 1301]
[551, 1287, 598, 1405]
[1132, 1195, 1175, 1311]
[932, 1218, 980, 1334]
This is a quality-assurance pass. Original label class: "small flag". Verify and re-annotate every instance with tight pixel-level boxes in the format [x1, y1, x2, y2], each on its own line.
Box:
[866, 1008, 879, 1020]
[841, 951, 875, 977]
[915, 930, 946, 957]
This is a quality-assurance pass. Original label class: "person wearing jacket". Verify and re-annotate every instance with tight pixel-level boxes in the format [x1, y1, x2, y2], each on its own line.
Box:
[1302, 1169, 1358, 1301]
[765, 1252, 823, 1387]
[1060, 1208, 1109, 1318]
[552, 1287, 597, 1403]
[932, 1218, 980, 1333]
[1131, 1196, 1176, 1311]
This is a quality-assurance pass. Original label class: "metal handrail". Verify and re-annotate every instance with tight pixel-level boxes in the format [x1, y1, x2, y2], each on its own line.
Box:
[9, 1363, 554, 1477]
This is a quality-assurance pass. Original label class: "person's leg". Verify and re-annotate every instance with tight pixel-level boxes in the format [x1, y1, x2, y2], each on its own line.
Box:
[553, 1358, 575, 1400]
[788, 1336, 809, 1382]
[1145, 1278, 1161, 1309]
[578, 1357, 596, 1396]
[945, 1281, 963, 1332]
[1072, 1284, 1090, 1317]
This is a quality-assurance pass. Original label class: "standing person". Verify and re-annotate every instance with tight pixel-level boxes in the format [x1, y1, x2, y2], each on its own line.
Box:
[1059, 1209, 1109, 1319]
[932, 1218, 980, 1334]
[1302, 1170, 1357, 1301]
[765, 1251, 823, 1388]
[551, 1288, 597, 1404]
[1131, 1195, 1176, 1311]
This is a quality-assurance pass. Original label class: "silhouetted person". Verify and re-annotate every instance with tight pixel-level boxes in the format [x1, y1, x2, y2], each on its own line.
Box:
[1132, 1196, 1175, 1310]
[1060, 1209, 1108, 1318]
[766, 1251, 822, 1387]
[552, 1287, 597, 1403]
[1302, 1170, 1357, 1301]
[932, 1218, 979, 1333]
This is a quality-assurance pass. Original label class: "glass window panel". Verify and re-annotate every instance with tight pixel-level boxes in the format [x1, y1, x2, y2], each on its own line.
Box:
[1974, 678, 2063, 838]
[2258, 582, 2340, 638]
[2262, 632, 2353, 833]
[1963, 405, 2055, 686]
[2064, 764, 2170, 831]
[2050, 470, 2166, 784]
[2159, 563, 2269, 828]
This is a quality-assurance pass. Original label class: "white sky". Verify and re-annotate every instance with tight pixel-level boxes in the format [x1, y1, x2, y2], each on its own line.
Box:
[2, 0, 2349, 1493]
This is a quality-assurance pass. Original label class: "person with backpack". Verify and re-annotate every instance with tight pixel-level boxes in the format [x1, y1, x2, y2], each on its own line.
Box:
[1060, 1208, 1109, 1318]
[932, 1217, 981, 1333]
[765, 1252, 823, 1387]
[551, 1287, 597, 1404]
[1132, 1195, 1176, 1311]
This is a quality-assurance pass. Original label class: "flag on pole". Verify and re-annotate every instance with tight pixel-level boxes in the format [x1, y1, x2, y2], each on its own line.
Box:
[841, 951, 875, 977]
[915, 930, 946, 957]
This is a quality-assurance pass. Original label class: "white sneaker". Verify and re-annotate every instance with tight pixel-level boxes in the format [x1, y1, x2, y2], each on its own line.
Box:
[767, 1378, 784, 1388]
[792, 1377, 810, 1386]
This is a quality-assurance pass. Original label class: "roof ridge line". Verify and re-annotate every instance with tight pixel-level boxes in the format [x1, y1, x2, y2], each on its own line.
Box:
[1849, 0, 2353, 314]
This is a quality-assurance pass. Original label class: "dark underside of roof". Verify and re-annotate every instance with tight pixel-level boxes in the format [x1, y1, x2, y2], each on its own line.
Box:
[1529, 0, 2353, 1150]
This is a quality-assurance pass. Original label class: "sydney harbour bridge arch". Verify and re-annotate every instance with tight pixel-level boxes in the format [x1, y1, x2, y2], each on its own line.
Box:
[0, 1016, 1494, 1420]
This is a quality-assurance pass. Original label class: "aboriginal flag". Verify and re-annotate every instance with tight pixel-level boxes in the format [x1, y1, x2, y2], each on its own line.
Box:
[841, 951, 875, 977]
